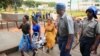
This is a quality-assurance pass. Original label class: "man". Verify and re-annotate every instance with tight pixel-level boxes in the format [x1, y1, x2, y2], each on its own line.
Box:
[56, 3, 74, 56]
[79, 6, 100, 56]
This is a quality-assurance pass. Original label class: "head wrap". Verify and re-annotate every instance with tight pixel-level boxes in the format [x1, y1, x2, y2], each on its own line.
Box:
[86, 6, 98, 19]
[55, 3, 66, 10]
[32, 17, 38, 23]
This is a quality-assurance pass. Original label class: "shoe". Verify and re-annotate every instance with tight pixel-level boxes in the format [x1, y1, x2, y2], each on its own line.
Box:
[46, 49, 50, 53]
[51, 47, 53, 50]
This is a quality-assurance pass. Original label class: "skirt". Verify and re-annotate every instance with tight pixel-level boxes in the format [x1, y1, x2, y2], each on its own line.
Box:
[19, 34, 32, 52]
[32, 33, 46, 49]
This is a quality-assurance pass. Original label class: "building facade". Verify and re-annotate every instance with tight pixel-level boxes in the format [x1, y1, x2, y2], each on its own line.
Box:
[79, 0, 100, 10]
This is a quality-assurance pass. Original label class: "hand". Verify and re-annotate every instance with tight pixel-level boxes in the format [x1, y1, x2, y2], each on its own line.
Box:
[66, 44, 70, 50]
[90, 45, 96, 51]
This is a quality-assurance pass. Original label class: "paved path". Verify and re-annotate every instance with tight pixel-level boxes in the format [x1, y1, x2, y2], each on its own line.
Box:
[7, 44, 100, 56]
[0, 22, 100, 56]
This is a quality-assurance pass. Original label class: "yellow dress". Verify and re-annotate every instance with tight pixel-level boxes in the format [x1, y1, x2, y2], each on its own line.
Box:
[45, 23, 56, 49]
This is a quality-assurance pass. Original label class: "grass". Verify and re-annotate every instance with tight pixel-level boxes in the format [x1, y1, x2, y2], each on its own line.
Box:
[0, 8, 86, 18]
[67, 10, 86, 17]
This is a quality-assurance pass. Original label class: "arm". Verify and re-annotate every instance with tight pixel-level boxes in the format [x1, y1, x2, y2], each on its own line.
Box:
[28, 24, 32, 43]
[66, 16, 74, 49]
[29, 28, 32, 43]
[16, 21, 22, 29]
[95, 22, 100, 46]
[94, 35, 100, 46]
[91, 22, 100, 51]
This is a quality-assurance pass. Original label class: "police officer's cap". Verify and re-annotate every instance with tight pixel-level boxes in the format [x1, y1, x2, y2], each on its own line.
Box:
[56, 3, 66, 10]
[86, 6, 98, 19]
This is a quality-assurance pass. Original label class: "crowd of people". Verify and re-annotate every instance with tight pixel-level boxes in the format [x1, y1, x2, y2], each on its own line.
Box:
[16, 3, 100, 56]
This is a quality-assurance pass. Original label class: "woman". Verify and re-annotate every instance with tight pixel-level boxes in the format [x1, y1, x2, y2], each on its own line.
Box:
[79, 6, 100, 56]
[45, 17, 56, 53]
[16, 15, 32, 56]
[31, 18, 41, 56]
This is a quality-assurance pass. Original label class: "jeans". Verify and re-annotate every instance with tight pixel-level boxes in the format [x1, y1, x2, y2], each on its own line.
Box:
[58, 36, 73, 56]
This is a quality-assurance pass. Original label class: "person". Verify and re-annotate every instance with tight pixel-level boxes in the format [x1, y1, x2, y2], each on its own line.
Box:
[74, 18, 82, 43]
[56, 3, 74, 56]
[32, 12, 35, 19]
[31, 18, 41, 56]
[16, 15, 32, 56]
[45, 17, 56, 53]
[79, 6, 100, 56]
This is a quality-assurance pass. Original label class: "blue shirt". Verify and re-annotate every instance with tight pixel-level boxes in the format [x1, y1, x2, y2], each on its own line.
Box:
[32, 24, 40, 36]
[32, 24, 40, 32]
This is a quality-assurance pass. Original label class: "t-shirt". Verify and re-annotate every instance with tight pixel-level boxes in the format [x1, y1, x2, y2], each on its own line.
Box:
[20, 23, 30, 34]
[32, 24, 40, 36]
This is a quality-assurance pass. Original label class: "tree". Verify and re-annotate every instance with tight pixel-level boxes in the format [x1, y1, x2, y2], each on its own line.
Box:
[35, 2, 41, 7]
[0, 0, 12, 10]
[0, 0, 23, 11]
[23, 1, 35, 8]
[48, 2, 56, 7]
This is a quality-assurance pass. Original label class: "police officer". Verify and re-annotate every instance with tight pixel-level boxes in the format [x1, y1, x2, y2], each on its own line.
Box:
[80, 6, 100, 56]
[56, 3, 74, 56]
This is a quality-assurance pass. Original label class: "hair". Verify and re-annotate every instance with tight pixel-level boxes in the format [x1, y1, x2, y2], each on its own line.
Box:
[24, 15, 29, 21]
[47, 18, 53, 23]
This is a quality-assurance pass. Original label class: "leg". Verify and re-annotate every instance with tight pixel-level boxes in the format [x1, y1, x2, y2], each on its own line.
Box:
[60, 41, 71, 56]
[32, 49, 36, 56]
[58, 38, 63, 51]
[80, 42, 85, 56]
[80, 40, 93, 56]
[21, 51, 24, 56]
[46, 48, 50, 53]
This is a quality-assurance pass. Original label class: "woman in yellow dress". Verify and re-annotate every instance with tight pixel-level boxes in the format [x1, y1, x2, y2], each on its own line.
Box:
[45, 17, 56, 53]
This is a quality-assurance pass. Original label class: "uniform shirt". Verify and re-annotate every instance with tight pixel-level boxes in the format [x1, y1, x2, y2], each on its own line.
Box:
[57, 13, 74, 37]
[81, 17, 100, 37]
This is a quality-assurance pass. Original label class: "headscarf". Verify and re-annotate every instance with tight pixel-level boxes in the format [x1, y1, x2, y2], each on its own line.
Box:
[86, 6, 98, 19]
[55, 3, 66, 10]
[32, 17, 38, 23]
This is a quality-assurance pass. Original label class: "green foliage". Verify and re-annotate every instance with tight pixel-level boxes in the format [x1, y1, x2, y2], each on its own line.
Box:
[35, 2, 41, 7]
[23, 1, 35, 7]
[48, 2, 56, 7]
[0, 0, 23, 10]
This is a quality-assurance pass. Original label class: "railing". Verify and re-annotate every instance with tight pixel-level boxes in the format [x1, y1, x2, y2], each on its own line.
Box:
[0, 13, 25, 31]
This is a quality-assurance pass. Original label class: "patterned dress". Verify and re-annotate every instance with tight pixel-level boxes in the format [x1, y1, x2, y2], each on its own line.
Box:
[19, 23, 32, 52]
[32, 24, 40, 49]
[45, 23, 56, 49]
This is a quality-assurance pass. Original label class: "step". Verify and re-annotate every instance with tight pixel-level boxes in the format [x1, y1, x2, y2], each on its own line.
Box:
[0, 53, 7, 56]
[0, 31, 21, 54]
[8, 49, 51, 56]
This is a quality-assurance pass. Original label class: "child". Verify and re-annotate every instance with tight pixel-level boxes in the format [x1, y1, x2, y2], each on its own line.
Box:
[16, 15, 32, 56]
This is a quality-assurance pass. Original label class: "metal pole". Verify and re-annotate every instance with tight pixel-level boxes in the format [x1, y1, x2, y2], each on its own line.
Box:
[70, 0, 72, 16]
[14, 0, 17, 13]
